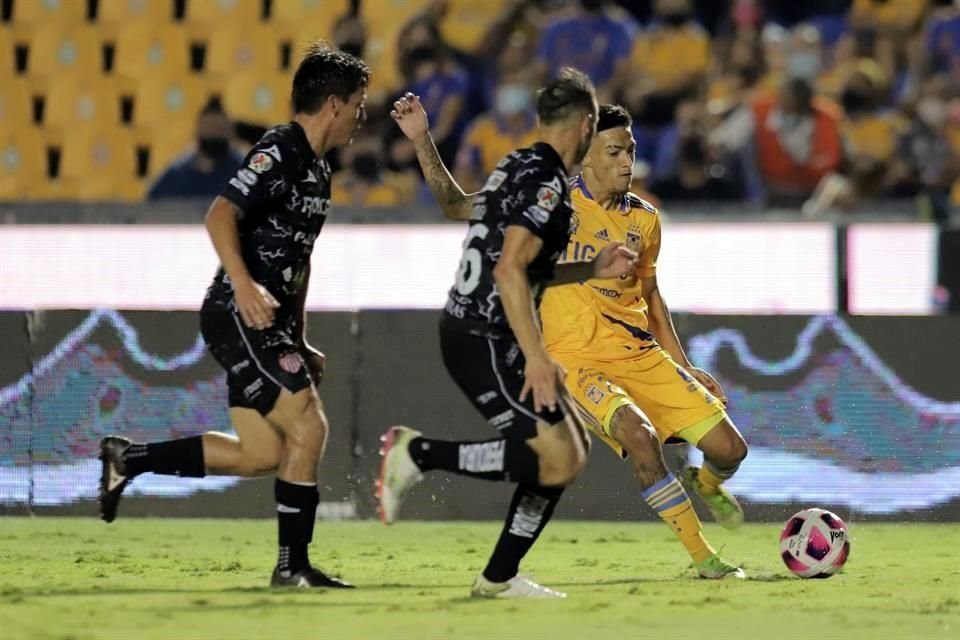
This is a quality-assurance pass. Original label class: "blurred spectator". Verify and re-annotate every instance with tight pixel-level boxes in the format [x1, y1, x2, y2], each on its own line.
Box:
[924, 2, 960, 75]
[331, 133, 415, 207]
[535, 0, 635, 102]
[649, 134, 745, 201]
[453, 69, 538, 193]
[147, 99, 243, 201]
[627, 0, 710, 130]
[785, 24, 825, 82]
[851, 0, 928, 39]
[838, 65, 905, 189]
[332, 12, 366, 60]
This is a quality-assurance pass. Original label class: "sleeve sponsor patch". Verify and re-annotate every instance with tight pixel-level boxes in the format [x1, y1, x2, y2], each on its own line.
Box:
[249, 152, 273, 174]
[523, 205, 550, 226]
[536, 185, 560, 211]
[483, 170, 508, 192]
[237, 169, 258, 186]
[228, 177, 250, 196]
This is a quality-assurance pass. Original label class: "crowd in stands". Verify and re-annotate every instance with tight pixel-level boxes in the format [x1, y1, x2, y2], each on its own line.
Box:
[3, 0, 960, 221]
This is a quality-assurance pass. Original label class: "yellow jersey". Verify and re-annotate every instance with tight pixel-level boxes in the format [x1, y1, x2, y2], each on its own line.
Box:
[541, 176, 661, 359]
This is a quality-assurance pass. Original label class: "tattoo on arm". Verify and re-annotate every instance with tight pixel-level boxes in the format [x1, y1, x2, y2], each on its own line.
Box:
[414, 135, 474, 220]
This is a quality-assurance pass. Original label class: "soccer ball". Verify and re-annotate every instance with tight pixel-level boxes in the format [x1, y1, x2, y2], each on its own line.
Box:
[779, 508, 851, 578]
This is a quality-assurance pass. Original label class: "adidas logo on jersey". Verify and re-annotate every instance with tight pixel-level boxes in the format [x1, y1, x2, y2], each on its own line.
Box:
[594, 229, 610, 242]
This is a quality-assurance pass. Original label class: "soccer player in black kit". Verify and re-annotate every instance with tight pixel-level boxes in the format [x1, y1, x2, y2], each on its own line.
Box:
[97, 44, 369, 588]
[378, 69, 638, 598]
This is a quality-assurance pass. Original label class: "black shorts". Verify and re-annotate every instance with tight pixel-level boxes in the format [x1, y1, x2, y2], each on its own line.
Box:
[200, 308, 313, 416]
[439, 324, 567, 441]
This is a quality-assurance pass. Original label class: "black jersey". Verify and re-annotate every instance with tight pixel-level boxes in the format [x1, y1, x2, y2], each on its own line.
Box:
[205, 122, 331, 332]
[442, 142, 573, 339]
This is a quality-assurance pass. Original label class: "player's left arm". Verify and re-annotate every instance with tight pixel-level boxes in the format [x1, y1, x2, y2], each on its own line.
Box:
[391, 92, 476, 221]
[294, 262, 325, 385]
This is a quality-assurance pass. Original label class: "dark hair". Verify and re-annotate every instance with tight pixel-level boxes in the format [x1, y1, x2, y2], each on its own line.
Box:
[199, 97, 226, 117]
[536, 67, 597, 125]
[291, 41, 370, 115]
[597, 104, 631, 132]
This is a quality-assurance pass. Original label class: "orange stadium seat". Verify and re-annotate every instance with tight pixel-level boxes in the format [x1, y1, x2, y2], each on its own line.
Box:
[44, 76, 122, 134]
[10, 0, 88, 32]
[0, 128, 45, 200]
[222, 73, 291, 127]
[26, 25, 103, 79]
[0, 77, 34, 133]
[131, 75, 209, 128]
[113, 23, 191, 81]
[205, 25, 284, 76]
[98, 0, 174, 25]
[59, 128, 137, 201]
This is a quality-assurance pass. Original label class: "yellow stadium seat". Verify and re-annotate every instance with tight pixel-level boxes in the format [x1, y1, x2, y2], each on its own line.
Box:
[1, 27, 14, 76]
[114, 23, 190, 81]
[0, 76, 34, 133]
[441, 0, 509, 51]
[147, 127, 195, 177]
[59, 128, 137, 201]
[45, 76, 121, 133]
[98, 0, 174, 25]
[272, 0, 348, 38]
[206, 25, 283, 76]
[132, 75, 209, 129]
[185, 0, 261, 28]
[11, 0, 87, 30]
[27, 25, 103, 79]
[222, 73, 291, 126]
[0, 128, 45, 200]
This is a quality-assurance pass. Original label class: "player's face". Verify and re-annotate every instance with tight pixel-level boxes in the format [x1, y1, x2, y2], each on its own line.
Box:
[332, 86, 368, 147]
[585, 127, 636, 194]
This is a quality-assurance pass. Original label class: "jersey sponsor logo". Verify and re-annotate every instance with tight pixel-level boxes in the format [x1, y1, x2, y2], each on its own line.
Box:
[458, 440, 506, 471]
[261, 144, 282, 162]
[237, 169, 258, 186]
[536, 185, 560, 211]
[301, 196, 328, 217]
[483, 170, 508, 192]
[243, 377, 264, 399]
[249, 152, 273, 174]
[508, 493, 550, 538]
[591, 286, 621, 298]
[586, 384, 605, 404]
[229, 177, 250, 196]
[524, 205, 550, 226]
[594, 229, 610, 241]
[476, 391, 498, 405]
[279, 352, 304, 374]
[230, 359, 250, 374]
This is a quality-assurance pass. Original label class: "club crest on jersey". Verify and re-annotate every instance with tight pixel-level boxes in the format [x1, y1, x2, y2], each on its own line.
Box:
[279, 352, 304, 374]
[626, 225, 643, 254]
[249, 152, 273, 174]
[537, 185, 560, 211]
[570, 213, 580, 235]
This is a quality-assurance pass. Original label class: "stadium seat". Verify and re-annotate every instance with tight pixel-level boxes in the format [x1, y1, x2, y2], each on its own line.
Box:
[184, 0, 261, 33]
[147, 128, 195, 178]
[10, 0, 88, 32]
[222, 73, 291, 127]
[0, 128, 45, 200]
[26, 25, 103, 79]
[0, 76, 34, 133]
[131, 75, 209, 129]
[113, 23, 191, 81]
[205, 25, 284, 77]
[0, 27, 14, 76]
[98, 0, 174, 26]
[441, 0, 510, 52]
[44, 76, 122, 134]
[59, 128, 137, 201]
[272, 0, 348, 38]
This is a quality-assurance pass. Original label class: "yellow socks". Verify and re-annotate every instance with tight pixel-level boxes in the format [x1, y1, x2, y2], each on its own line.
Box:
[698, 462, 739, 496]
[642, 473, 714, 564]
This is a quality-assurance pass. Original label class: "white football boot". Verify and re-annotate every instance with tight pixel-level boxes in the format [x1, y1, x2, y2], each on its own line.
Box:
[375, 426, 424, 524]
[470, 574, 567, 599]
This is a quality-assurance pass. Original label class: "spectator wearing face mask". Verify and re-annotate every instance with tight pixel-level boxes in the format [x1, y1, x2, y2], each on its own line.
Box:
[147, 99, 244, 201]
[838, 65, 905, 190]
[535, 0, 636, 102]
[453, 71, 538, 193]
[331, 133, 413, 207]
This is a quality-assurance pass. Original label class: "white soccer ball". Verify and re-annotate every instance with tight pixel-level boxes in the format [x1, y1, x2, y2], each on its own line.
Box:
[779, 508, 851, 579]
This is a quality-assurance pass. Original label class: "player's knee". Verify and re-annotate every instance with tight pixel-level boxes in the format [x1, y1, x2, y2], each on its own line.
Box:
[709, 428, 748, 467]
[539, 441, 586, 487]
[616, 414, 659, 460]
[284, 405, 328, 458]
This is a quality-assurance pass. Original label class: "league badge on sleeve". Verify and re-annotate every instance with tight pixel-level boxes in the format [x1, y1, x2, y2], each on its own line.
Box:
[249, 152, 273, 174]
[537, 185, 560, 211]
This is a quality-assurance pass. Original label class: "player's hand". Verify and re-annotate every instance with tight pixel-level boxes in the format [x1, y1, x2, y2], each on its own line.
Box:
[593, 242, 639, 279]
[688, 367, 728, 406]
[520, 350, 565, 413]
[390, 92, 429, 142]
[301, 345, 326, 386]
[234, 278, 280, 330]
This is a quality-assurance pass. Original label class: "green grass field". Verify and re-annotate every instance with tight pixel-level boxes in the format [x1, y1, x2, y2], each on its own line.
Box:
[0, 518, 956, 640]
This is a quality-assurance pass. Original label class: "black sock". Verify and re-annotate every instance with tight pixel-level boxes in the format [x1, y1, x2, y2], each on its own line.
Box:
[123, 436, 206, 478]
[275, 479, 319, 575]
[482, 484, 564, 583]
[408, 437, 540, 484]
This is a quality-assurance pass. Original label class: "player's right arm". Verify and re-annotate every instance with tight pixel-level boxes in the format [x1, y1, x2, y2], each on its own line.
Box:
[391, 92, 476, 221]
[204, 197, 280, 330]
[494, 226, 563, 413]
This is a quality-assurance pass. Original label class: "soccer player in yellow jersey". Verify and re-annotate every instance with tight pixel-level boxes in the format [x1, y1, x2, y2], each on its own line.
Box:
[540, 105, 746, 578]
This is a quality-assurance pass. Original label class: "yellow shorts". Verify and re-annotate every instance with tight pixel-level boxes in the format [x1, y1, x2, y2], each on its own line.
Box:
[558, 346, 727, 459]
